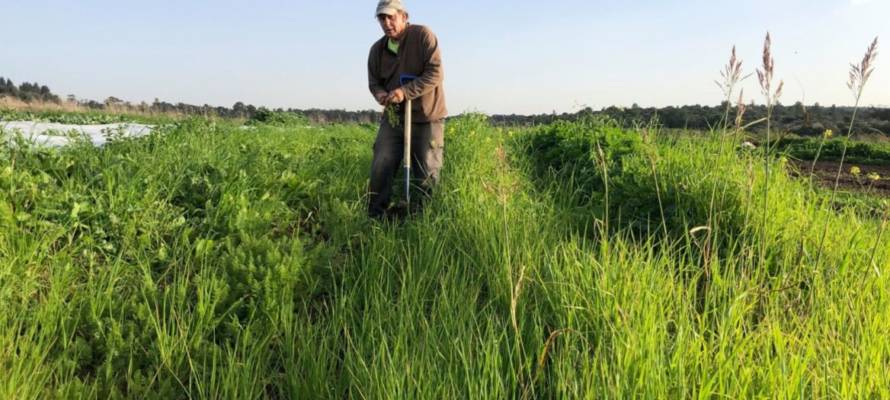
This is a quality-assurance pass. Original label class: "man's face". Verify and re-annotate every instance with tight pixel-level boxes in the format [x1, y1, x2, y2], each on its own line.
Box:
[377, 12, 407, 40]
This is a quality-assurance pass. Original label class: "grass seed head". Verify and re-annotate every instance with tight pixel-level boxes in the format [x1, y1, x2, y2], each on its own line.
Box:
[848, 37, 879, 97]
[716, 46, 745, 98]
[756, 32, 783, 104]
[757, 33, 774, 96]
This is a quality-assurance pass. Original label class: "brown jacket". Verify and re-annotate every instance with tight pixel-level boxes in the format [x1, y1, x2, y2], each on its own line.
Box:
[368, 24, 447, 123]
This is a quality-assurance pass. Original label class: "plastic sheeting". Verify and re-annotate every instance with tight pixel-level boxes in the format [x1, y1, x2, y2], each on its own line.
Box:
[0, 121, 153, 147]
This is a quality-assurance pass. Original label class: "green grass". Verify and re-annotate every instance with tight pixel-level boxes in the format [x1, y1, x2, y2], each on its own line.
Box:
[1, 115, 888, 398]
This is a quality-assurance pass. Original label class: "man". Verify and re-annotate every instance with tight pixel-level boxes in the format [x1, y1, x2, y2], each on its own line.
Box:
[367, 0, 447, 219]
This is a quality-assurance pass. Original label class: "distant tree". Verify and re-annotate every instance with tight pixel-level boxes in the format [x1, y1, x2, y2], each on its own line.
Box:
[661, 107, 686, 128]
[83, 100, 104, 109]
[0, 78, 16, 97]
[233, 102, 246, 118]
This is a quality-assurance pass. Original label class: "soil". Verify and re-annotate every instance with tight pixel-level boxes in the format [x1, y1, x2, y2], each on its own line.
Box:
[791, 160, 890, 196]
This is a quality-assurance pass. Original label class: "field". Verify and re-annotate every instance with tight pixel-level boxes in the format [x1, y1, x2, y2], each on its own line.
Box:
[2, 114, 889, 398]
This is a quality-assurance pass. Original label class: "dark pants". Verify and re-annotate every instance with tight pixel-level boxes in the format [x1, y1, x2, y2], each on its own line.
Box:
[368, 118, 444, 217]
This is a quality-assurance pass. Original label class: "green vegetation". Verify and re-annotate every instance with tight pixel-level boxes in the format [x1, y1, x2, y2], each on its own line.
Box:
[245, 109, 309, 127]
[0, 108, 179, 126]
[2, 113, 888, 398]
[487, 103, 890, 137]
[777, 136, 890, 165]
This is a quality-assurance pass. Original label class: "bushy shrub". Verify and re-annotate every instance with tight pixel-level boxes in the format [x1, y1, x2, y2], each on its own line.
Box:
[246, 109, 309, 127]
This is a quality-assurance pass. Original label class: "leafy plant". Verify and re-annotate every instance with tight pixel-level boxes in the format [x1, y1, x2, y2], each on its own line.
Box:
[245, 109, 309, 126]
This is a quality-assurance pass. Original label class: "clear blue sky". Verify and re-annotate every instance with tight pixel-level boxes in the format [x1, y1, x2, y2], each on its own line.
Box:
[1, 0, 887, 114]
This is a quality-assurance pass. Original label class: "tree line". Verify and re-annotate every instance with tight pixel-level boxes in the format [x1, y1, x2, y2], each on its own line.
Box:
[0, 76, 382, 124]
[0, 77, 60, 103]
[1, 76, 888, 135]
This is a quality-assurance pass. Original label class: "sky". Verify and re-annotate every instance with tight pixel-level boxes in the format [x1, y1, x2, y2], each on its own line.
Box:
[1, 0, 888, 115]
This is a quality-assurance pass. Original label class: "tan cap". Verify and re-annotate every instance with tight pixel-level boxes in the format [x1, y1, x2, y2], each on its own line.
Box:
[376, 0, 406, 17]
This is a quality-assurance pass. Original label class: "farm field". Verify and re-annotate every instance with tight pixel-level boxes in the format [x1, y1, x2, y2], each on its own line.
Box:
[1, 114, 889, 398]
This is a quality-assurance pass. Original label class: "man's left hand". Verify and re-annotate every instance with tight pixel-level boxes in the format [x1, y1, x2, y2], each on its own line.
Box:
[385, 88, 406, 104]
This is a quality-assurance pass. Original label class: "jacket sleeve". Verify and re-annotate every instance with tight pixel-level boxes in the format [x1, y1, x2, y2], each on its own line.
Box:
[402, 27, 443, 100]
[368, 43, 387, 97]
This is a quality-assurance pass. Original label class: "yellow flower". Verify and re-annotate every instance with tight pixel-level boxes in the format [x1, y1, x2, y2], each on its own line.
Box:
[867, 172, 881, 182]
[823, 129, 834, 139]
[850, 166, 861, 176]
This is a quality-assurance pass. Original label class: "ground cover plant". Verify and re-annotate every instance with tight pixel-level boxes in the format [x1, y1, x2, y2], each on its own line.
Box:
[2, 34, 888, 399]
[2, 107, 889, 398]
[777, 136, 890, 165]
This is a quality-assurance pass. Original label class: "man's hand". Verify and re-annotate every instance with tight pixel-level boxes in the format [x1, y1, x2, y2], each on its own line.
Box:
[374, 91, 388, 106]
[385, 88, 406, 105]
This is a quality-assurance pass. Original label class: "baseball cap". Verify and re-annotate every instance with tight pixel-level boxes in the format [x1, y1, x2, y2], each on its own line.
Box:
[376, 0, 406, 17]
